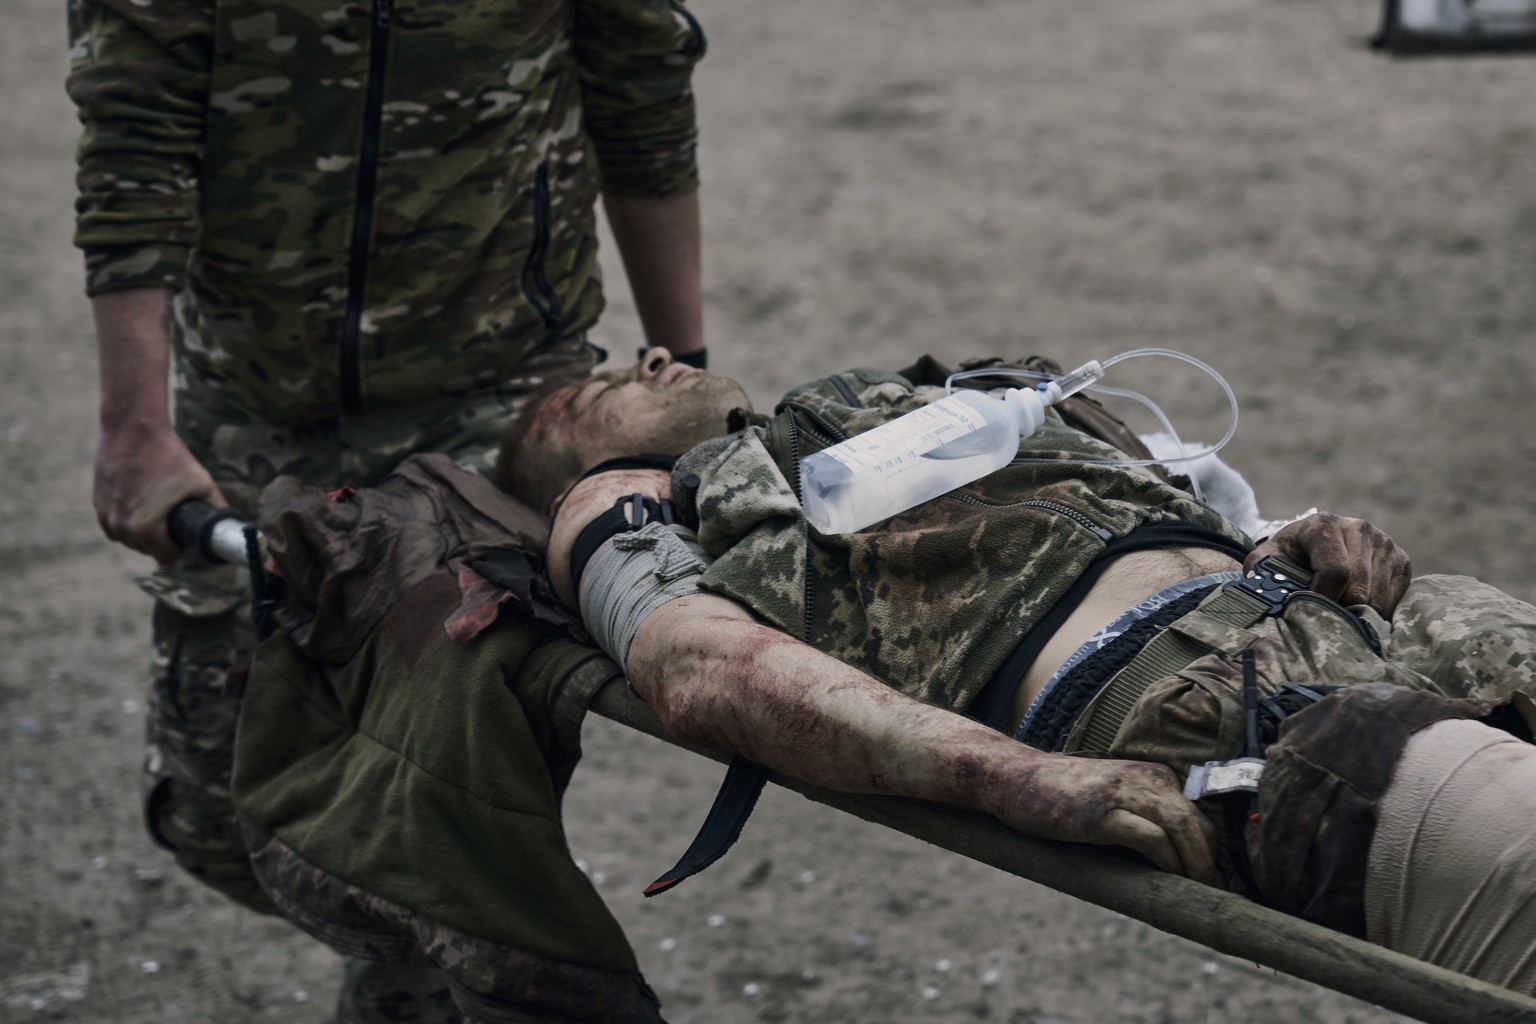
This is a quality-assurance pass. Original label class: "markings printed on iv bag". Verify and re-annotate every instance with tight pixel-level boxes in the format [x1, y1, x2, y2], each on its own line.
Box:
[818, 395, 984, 475]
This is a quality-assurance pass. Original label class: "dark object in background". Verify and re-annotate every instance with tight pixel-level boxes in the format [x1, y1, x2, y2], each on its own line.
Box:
[1373, 0, 1536, 56]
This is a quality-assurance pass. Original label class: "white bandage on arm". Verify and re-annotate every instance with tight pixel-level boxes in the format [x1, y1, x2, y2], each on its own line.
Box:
[577, 521, 714, 670]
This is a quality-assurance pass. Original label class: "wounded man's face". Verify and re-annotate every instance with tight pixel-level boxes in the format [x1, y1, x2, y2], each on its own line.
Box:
[530, 347, 751, 482]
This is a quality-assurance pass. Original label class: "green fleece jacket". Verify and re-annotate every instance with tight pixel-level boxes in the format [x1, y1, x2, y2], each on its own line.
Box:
[234, 575, 637, 968]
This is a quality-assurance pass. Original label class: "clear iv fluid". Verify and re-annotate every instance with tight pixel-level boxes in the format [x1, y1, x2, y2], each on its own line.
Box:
[800, 388, 1048, 534]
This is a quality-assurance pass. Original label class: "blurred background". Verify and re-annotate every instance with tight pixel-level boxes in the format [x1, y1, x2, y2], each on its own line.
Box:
[3, 0, 1533, 1020]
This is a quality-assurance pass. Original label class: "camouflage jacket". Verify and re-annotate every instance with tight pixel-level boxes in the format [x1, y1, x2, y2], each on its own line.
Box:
[688, 363, 1252, 713]
[68, 0, 704, 422]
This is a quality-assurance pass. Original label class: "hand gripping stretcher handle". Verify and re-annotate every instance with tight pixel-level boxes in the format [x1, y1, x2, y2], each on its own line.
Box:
[166, 499, 258, 565]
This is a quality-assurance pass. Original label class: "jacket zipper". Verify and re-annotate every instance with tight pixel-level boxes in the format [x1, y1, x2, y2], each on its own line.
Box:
[782, 417, 821, 644]
[339, 0, 393, 416]
[828, 374, 862, 407]
[520, 162, 562, 333]
[778, 401, 847, 447]
[951, 493, 1114, 541]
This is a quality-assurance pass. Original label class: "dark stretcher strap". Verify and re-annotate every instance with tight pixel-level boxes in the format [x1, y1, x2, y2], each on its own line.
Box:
[644, 756, 768, 896]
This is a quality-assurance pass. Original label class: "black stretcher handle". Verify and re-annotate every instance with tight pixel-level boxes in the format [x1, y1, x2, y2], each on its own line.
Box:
[167, 499, 250, 565]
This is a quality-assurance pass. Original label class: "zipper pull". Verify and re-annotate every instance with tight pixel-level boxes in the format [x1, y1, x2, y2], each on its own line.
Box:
[375, 0, 392, 30]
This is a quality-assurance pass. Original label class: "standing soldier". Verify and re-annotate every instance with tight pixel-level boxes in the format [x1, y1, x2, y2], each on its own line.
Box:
[67, 0, 708, 1017]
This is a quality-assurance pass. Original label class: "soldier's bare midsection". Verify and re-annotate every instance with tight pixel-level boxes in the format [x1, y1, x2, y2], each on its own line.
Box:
[1009, 546, 1245, 734]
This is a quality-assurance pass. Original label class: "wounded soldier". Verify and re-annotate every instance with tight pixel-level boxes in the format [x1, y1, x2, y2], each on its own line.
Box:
[510, 350, 1536, 977]
[235, 348, 1536, 1022]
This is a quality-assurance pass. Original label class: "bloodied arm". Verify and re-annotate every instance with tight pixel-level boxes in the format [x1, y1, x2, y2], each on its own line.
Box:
[628, 594, 1216, 883]
[551, 470, 1217, 883]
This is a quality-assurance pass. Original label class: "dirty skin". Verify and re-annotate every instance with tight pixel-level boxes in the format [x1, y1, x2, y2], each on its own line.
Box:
[628, 594, 1217, 883]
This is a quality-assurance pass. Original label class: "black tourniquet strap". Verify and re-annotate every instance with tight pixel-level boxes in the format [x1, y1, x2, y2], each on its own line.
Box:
[569, 493, 677, 593]
[574, 453, 679, 486]
[1213, 661, 1341, 899]
[1216, 649, 1266, 896]
[644, 756, 768, 897]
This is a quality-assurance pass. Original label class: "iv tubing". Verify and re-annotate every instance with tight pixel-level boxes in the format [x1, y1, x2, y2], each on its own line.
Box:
[1099, 347, 1240, 458]
[943, 347, 1242, 505]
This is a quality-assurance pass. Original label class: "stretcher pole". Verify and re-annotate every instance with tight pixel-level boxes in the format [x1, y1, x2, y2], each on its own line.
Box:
[589, 678, 1536, 1024]
[176, 500, 1536, 1023]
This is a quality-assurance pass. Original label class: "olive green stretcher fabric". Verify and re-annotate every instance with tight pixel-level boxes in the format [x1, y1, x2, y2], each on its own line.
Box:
[232, 572, 636, 971]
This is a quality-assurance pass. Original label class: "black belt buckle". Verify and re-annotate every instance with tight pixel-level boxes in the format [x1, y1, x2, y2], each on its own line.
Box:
[1227, 555, 1311, 616]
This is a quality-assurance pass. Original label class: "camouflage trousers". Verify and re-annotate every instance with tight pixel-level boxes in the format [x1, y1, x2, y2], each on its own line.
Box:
[243, 824, 665, 1023]
[138, 341, 596, 1020]
[1108, 573, 1536, 919]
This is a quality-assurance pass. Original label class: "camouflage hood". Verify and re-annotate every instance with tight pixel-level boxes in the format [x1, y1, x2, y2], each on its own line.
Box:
[257, 453, 549, 664]
[69, 0, 703, 421]
[689, 362, 1251, 712]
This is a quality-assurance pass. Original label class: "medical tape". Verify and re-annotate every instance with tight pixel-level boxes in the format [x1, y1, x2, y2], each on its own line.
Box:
[578, 521, 713, 670]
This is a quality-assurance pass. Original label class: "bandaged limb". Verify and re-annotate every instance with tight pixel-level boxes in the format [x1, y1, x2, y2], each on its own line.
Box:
[1366, 717, 1536, 995]
[578, 521, 711, 669]
[547, 467, 675, 608]
[627, 593, 1218, 884]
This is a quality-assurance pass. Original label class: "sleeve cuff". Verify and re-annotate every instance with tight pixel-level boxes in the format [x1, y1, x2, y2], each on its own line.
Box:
[587, 89, 700, 197]
[81, 244, 190, 296]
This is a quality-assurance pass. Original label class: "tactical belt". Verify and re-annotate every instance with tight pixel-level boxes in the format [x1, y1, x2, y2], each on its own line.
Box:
[1015, 581, 1228, 752]
[968, 523, 1252, 731]
[1062, 556, 1313, 755]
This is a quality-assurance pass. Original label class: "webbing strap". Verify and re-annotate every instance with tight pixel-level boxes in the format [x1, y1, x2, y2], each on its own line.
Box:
[643, 756, 768, 896]
[1064, 560, 1311, 754]
[969, 523, 1252, 731]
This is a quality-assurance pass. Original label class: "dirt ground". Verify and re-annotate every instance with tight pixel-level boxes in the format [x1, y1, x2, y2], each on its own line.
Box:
[4, 0, 1535, 1021]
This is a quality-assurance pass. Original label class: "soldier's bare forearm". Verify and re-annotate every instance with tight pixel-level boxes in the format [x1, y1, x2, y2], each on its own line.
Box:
[90, 287, 224, 560]
[630, 593, 1022, 803]
[92, 287, 175, 431]
[627, 594, 1217, 881]
[602, 191, 703, 356]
